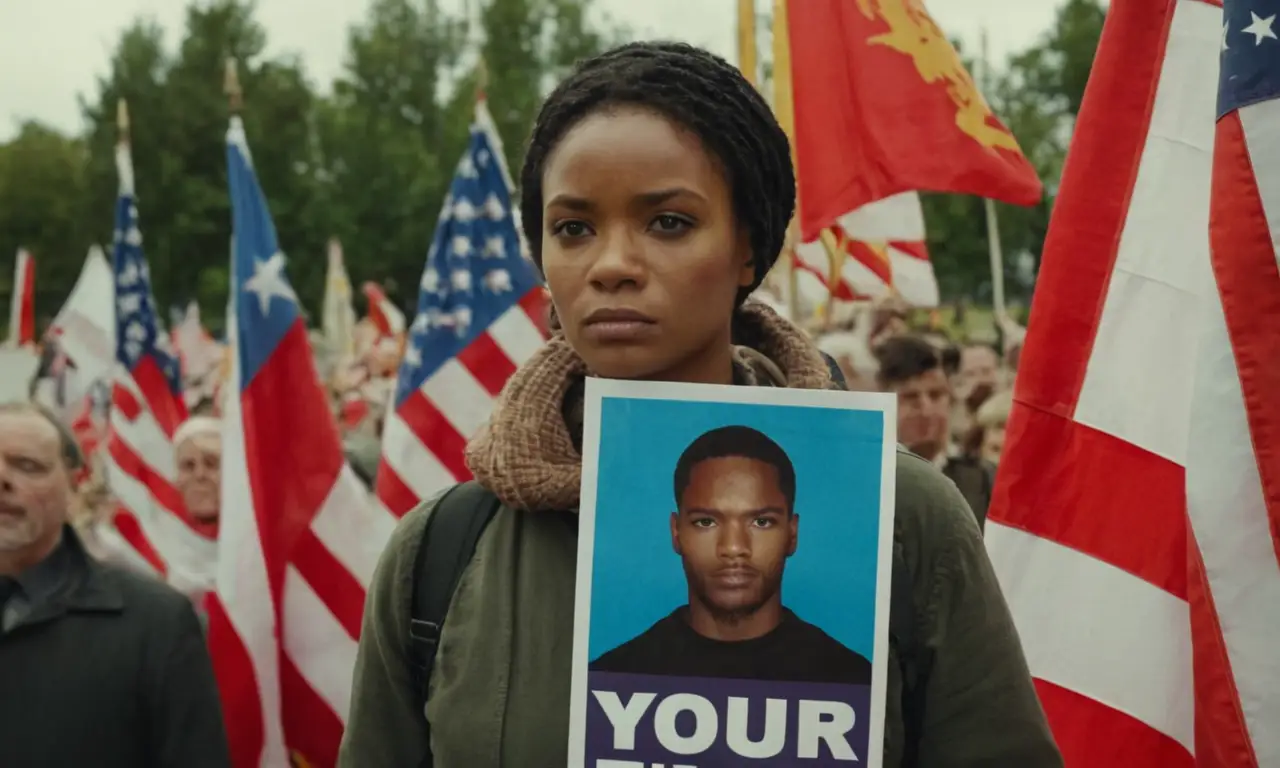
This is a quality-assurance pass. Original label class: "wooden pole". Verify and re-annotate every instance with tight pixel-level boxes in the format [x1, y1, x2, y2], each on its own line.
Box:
[978, 29, 1007, 322]
[117, 99, 130, 144]
[772, 0, 802, 325]
[475, 57, 489, 101]
[224, 57, 243, 114]
[737, 0, 758, 89]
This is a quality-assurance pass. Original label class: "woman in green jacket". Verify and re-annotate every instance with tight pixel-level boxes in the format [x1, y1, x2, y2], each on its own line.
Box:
[338, 41, 1062, 768]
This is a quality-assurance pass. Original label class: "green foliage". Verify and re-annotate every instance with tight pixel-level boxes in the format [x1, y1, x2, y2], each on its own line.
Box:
[928, 0, 1105, 302]
[0, 0, 1096, 322]
[0, 0, 618, 328]
[0, 122, 91, 326]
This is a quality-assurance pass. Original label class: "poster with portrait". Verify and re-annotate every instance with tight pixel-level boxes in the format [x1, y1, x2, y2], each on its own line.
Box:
[568, 378, 898, 768]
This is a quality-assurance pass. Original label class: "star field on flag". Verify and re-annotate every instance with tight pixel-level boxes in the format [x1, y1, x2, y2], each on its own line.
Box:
[394, 117, 542, 405]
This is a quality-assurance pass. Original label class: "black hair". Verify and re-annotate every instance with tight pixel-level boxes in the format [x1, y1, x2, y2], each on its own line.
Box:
[875, 334, 945, 387]
[672, 425, 796, 513]
[520, 41, 796, 304]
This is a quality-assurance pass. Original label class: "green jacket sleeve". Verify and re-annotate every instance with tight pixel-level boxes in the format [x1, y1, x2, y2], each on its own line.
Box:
[903, 456, 1063, 767]
[337, 496, 437, 768]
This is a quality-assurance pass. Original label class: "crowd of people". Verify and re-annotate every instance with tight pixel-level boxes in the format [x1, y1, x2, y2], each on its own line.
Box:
[1, 40, 1054, 768]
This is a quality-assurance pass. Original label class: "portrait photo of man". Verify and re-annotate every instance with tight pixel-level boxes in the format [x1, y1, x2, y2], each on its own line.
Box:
[589, 424, 872, 685]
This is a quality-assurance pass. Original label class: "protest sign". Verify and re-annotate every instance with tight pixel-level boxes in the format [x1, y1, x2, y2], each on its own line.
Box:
[568, 378, 897, 768]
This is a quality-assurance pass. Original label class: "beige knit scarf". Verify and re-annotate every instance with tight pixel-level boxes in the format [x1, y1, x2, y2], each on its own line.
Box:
[463, 299, 836, 512]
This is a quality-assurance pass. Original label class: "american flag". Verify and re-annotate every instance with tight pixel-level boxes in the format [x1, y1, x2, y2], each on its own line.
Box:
[100, 136, 216, 588]
[207, 115, 392, 767]
[986, 0, 1279, 765]
[375, 96, 547, 516]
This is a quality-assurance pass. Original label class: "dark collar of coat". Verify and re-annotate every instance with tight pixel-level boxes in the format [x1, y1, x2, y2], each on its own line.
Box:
[17, 525, 125, 628]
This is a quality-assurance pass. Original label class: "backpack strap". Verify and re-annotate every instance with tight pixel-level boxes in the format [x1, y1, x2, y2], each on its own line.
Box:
[820, 350, 849, 388]
[407, 481, 502, 767]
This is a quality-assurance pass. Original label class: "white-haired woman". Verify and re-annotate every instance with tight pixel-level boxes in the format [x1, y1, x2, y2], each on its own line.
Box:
[174, 416, 222, 537]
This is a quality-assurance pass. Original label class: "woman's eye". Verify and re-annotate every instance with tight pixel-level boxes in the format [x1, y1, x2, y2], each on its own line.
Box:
[552, 220, 591, 238]
[651, 214, 691, 234]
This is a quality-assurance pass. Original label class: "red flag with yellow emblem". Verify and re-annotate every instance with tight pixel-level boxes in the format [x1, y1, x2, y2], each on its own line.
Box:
[785, 0, 1042, 241]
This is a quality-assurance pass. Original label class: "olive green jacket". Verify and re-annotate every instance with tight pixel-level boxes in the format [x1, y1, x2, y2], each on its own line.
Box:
[337, 449, 1062, 767]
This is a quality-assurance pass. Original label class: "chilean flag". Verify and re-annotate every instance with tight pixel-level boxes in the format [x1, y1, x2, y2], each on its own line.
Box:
[208, 116, 379, 766]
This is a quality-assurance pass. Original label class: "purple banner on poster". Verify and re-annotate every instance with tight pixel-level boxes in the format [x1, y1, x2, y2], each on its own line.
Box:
[584, 671, 871, 767]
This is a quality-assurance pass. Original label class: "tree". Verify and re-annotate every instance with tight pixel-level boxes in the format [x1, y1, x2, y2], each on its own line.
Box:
[318, 0, 466, 312]
[967, 0, 1106, 302]
[320, 0, 623, 313]
[477, 0, 627, 174]
[752, 0, 1104, 304]
[0, 123, 91, 324]
[80, 1, 325, 326]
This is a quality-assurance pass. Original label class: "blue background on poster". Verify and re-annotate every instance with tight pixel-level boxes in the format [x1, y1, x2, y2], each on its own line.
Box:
[588, 395, 887, 661]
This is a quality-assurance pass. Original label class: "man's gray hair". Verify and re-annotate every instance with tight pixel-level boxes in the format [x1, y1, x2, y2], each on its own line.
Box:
[0, 400, 86, 472]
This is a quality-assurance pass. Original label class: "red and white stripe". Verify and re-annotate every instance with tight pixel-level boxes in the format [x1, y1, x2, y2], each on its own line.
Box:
[209, 115, 402, 766]
[791, 192, 938, 309]
[211, 328, 394, 766]
[361, 282, 405, 339]
[374, 289, 547, 518]
[7, 248, 35, 347]
[986, 0, 1278, 765]
[101, 140, 212, 590]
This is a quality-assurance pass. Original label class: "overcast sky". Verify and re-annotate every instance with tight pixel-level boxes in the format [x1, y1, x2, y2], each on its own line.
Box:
[0, 0, 1065, 142]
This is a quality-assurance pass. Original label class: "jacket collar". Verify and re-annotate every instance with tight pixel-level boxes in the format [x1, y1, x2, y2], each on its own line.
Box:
[16, 525, 124, 629]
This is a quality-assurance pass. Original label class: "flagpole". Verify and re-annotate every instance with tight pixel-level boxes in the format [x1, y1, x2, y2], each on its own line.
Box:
[475, 56, 489, 101]
[117, 99, 130, 146]
[979, 28, 1008, 323]
[224, 57, 243, 116]
[772, 0, 802, 325]
[738, 0, 758, 89]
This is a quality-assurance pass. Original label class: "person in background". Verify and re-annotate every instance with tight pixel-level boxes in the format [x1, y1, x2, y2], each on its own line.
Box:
[964, 389, 1012, 467]
[816, 330, 879, 391]
[174, 416, 221, 539]
[875, 334, 996, 526]
[869, 297, 911, 348]
[950, 341, 1003, 441]
[958, 342, 1002, 400]
[0, 401, 230, 767]
[340, 41, 1058, 768]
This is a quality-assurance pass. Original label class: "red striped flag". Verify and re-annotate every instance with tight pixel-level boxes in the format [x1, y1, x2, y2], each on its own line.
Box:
[360, 281, 405, 339]
[209, 115, 395, 767]
[7, 248, 35, 347]
[986, 0, 1279, 765]
[100, 135, 212, 588]
[790, 192, 938, 308]
[374, 96, 547, 519]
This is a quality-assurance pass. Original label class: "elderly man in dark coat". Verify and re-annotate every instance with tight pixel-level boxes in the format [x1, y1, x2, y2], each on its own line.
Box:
[0, 401, 230, 767]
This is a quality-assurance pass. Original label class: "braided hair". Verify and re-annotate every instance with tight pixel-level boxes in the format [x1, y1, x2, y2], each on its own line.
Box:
[520, 41, 796, 303]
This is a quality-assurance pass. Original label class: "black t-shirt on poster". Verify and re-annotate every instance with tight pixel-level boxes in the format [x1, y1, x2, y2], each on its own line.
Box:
[589, 607, 872, 685]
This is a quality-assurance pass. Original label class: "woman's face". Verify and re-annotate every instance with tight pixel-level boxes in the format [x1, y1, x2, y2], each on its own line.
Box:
[539, 106, 755, 384]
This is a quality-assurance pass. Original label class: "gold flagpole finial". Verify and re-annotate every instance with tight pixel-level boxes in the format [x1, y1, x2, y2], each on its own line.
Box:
[116, 99, 131, 140]
[224, 57, 243, 114]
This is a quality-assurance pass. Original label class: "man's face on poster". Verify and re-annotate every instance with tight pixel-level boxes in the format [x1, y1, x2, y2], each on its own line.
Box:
[671, 456, 798, 622]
